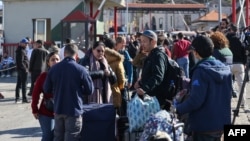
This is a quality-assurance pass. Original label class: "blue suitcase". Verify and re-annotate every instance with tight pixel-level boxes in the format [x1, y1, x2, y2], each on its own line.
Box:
[81, 103, 116, 141]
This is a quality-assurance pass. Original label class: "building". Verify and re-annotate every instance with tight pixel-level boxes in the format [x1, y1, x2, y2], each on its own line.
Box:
[3, 0, 125, 44]
[103, 0, 234, 33]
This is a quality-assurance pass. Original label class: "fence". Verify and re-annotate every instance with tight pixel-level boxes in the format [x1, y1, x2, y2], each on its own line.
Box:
[1, 42, 52, 62]
[1, 43, 19, 61]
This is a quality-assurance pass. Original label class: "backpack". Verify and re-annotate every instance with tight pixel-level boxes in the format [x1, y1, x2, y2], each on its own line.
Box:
[164, 56, 186, 100]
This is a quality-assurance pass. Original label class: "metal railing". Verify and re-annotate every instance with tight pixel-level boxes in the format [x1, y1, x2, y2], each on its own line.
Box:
[1, 43, 19, 61]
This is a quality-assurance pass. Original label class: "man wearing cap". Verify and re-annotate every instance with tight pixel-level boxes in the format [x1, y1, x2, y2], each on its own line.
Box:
[176, 36, 232, 141]
[227, 25, 249, 111]
[134, 30, 168, 106]
[15, 38, 30, 103]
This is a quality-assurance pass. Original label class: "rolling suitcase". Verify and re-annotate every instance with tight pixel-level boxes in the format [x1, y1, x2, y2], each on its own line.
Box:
[81, 103, 116, 141]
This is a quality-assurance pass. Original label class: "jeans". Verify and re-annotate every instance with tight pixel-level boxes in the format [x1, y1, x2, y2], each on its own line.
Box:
[39, 115, 54, 141]
[15, 70, 28, 101]
[231, 63, 246, 106]
[177, 56, 189, 78]
[54, 114, 82, 141]
[193, 132, 222, 141]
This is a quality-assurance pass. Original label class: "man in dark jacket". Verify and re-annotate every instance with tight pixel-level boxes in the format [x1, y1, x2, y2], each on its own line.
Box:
[15, 38, 30, 103]
[176, 36, 232, 141]
[227, 25, 248, 111]
[43, 43, 94, 141]
[134, 30, 168, 106]
[28, 40, 49, 96]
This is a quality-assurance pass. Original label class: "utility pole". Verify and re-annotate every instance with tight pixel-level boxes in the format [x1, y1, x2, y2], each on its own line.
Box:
[126, 0, 129, 35]
[218, 0, 222, 24]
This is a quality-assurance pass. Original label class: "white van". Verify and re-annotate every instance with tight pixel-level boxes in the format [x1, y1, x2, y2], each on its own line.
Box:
[170, 31, 197, 37]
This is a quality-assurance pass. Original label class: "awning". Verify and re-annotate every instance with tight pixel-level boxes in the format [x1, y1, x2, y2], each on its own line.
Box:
[94, 0, 125, 8]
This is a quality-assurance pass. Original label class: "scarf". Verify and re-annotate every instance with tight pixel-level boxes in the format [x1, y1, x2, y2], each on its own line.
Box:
[89, 54, 112, 104]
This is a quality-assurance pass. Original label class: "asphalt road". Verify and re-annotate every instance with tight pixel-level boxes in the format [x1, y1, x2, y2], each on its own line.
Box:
[0, 75, 250, 141]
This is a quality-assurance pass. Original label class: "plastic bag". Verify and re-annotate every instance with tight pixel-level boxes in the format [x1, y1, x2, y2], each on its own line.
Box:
[127, 94, 160, 132]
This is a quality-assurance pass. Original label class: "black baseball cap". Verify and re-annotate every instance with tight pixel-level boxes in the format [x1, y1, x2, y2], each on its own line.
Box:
[189, 35, 214, 58]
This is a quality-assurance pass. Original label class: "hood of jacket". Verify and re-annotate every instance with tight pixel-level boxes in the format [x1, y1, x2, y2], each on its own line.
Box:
[195, 57, 231, 83]
[105, 48, 124, 64]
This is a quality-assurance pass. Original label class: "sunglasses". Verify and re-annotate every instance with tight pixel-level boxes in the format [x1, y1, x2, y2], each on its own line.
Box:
[96, 49, 104, 53]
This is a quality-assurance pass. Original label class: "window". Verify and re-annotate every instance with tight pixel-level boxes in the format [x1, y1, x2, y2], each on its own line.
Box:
[33, 19, 51, 41]
[184, 15, 191, 25]
[170, 16, 173, 27]
[159, 18, 163, 29]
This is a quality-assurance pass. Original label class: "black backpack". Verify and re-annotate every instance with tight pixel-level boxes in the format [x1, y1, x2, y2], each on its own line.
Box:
[164, 56, 186, 100]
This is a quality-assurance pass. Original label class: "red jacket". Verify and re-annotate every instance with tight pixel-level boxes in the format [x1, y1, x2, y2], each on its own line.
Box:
[173, 39, 191, 59]
[31, 72, 54, 117]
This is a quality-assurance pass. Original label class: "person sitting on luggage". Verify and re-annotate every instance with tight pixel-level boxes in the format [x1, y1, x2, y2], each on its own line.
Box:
[79, 41, 117, 104]
[0, 52, 15, 77]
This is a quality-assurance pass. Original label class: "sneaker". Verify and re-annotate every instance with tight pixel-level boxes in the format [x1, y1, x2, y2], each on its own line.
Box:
[244, 108, 250, 113]
[27, 92, 32, 96]
[232, 91, 237, 98]
[6, 74, 11, 77]
[243, 105, 250, 112]
[0, 93, 4, 99]
[15, 98, 21, 103]
[1, 75, 5, 78]
[22, 99, 30, 103]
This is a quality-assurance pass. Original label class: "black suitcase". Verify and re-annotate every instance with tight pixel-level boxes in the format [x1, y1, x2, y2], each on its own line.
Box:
[81, 103, 116, 141]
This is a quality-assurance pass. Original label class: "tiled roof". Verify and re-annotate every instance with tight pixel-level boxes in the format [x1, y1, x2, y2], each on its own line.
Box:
[128, 3, 205, 8]
[192, 10, 228, 23]
[62, 10, 95, 22]
[117, 3, 207, 12]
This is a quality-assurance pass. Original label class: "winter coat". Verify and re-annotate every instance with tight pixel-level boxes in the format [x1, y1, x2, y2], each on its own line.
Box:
[43, 57, 94, 116]
[212, 47, 233, 65]
[176, 57, 232, 132]
[105, 48, 126, 107]
[227, 33, 247, 64]
[139, 47, 168, 106]
[15, 46, 29, 72]
[79, 50, 116, 104]
[29, 46, 49, 73]
[132, 52, 147, 69]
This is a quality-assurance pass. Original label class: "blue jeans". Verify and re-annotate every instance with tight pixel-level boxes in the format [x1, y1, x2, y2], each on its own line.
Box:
[177, 57, 189, 78]
[39, 115, 54, 141]
[54, 114, 82, 141]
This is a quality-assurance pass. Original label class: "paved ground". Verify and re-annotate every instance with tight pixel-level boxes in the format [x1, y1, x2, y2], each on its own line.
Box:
[0, 76, 250, 141]
[0, 76, 41, 141]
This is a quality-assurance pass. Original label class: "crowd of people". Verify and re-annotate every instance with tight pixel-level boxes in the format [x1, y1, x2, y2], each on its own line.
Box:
[0, 17, 250, 141]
